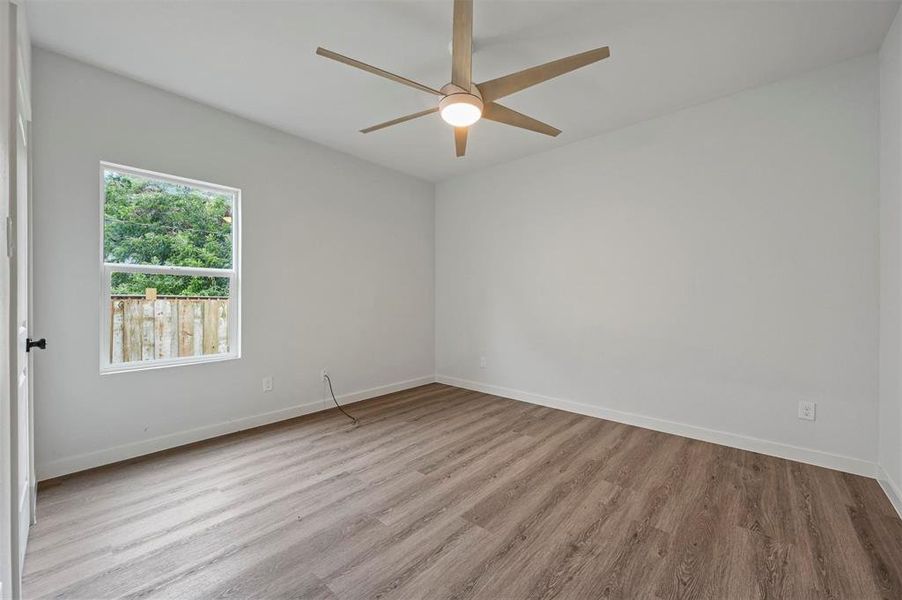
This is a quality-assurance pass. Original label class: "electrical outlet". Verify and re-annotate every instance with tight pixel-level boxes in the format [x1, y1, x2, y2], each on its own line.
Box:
[321, 369, 328, 381]
[798, 400, 816, 421]
[262, 376, 273, 392]
[479, 356, 487, 369]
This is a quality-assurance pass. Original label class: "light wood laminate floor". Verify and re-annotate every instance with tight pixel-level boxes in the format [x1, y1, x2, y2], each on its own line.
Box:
[23, 384, 902, 599]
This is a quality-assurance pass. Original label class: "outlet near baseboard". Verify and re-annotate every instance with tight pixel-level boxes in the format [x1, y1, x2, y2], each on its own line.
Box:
[798, 400, 816, 421]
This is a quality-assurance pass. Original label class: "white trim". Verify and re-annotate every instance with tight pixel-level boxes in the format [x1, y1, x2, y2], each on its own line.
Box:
[103, 263, 233, 278]
[36, 375, 436, 481]
[435, 374, 878, 478]
[878, 466, 902, 520]
[98, 161, 242, 373]
[100, 351, 239, 375]
[16, 481, 25, 515]
[100, 161, 239, 196]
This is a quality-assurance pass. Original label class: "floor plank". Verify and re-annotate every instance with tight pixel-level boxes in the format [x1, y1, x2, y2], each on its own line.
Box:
[23, 383, 902, 599]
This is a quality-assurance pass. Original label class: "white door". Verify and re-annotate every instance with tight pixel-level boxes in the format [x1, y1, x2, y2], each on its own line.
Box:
[3, 1, 32, 595]
[0, 2, 11, 593]
[13, 7, 31, 570]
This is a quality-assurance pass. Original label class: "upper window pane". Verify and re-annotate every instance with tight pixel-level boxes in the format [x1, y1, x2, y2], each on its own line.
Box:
[103, 167, 234, 269]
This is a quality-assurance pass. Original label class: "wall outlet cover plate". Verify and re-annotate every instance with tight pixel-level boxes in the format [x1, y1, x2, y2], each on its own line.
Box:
[798, 400, 816, 421]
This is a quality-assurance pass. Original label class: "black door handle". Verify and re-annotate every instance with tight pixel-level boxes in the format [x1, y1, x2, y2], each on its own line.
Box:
[26, 338, 46, 352]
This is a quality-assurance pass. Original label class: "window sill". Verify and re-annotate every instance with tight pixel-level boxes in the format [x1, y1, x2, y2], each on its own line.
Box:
[100, 352, 240, 375]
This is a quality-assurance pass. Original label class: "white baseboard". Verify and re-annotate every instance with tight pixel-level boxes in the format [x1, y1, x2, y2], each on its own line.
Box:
[435, 374, 877, 478]
[37, 375, 435, 481]
[878, 466, 902, 520]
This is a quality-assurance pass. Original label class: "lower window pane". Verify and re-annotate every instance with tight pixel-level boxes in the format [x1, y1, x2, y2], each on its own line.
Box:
[109, 272, 231, 364]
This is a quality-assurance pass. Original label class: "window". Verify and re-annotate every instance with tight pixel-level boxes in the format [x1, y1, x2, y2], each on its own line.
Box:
[100, 162, 240, 373]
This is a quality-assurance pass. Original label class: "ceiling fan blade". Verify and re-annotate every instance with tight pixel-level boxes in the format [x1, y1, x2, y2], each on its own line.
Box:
[451, 0, 473, 90]
[477, 46, 610, 102]
[360, 108, 439, 133]
[316, 47, 443, 96]
[482, 103, 561, 137]
[455, 127, 468, 157]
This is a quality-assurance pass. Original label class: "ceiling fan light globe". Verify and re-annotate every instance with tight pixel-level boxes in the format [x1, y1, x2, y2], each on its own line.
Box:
[439, 94, 483, 127]
[441, 104, 481, 127]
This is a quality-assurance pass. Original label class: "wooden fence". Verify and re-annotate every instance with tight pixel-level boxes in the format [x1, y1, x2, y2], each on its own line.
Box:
[110, 296, 229, 363]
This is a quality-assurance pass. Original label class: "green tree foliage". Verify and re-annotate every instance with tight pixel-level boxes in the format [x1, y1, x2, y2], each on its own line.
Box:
[104, 171, 233, 297]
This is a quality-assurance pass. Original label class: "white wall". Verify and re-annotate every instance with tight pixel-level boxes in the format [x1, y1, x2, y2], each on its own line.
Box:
[436, 55, 880, 475]
[880, 6, 902, 511]
[32, 49, 435, 480]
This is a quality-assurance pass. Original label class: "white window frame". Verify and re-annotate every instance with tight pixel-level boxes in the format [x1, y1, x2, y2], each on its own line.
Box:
[98, 161, 242, 374]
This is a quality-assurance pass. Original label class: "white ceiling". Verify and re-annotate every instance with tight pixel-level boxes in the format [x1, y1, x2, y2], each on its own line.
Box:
[27, 0, 899, 182]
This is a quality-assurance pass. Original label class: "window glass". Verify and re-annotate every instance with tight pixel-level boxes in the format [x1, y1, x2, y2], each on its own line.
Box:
[103, 168, 233, 269]
[109, 273, 231, 364]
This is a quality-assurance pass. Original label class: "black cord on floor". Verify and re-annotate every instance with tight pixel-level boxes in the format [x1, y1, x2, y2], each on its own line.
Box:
[324, 373, 359, 426]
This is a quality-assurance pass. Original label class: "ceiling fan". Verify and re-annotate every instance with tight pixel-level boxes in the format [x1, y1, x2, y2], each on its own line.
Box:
[315, 0, 610, 157]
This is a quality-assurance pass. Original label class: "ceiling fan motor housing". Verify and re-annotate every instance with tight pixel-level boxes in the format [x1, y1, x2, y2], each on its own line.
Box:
[439, 94, 483, 128]
[439, 87, 484, 127]
[439, 93, 483, 113]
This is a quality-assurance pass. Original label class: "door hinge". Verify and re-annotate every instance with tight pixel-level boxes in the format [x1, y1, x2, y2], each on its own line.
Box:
[6, 216, 14, 258]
